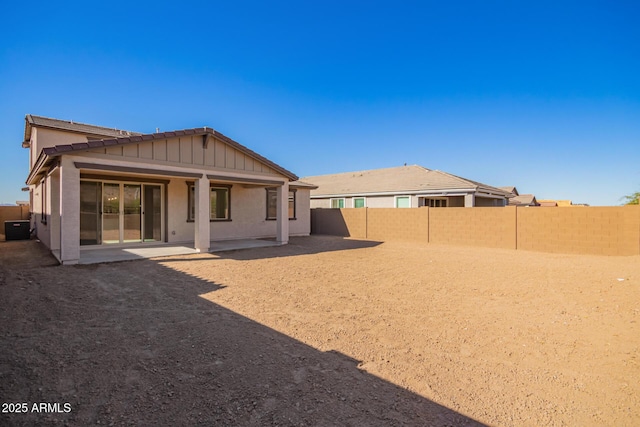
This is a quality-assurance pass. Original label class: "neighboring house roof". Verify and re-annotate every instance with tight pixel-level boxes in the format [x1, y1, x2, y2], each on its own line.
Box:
[508, 194, 538, 206]
[538, 199, 573, 207]
[25, 116, 299, 184]
[499, 186, 519, 196]
[302, 165, 512, 198]
[23, 115, 141, 146]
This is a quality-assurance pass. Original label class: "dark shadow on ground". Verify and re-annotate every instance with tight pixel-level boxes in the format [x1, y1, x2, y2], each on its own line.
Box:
[0, 240, 484, 426]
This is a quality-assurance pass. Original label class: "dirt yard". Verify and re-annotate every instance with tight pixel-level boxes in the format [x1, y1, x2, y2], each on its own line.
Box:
[1, 236, 638, 426]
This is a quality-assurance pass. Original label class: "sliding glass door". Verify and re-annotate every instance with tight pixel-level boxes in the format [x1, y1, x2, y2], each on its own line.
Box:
[80, 180, 163, 246]
[80, 181, 102, 245]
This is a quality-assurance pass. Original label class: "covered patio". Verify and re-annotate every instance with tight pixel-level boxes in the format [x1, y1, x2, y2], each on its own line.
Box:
[77, 238, 282, 264]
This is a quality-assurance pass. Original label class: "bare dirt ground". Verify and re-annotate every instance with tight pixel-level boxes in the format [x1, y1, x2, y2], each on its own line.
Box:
[1, 236, 638, 426]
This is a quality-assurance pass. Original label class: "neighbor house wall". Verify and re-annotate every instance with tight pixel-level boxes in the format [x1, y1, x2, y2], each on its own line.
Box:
[475, 197, 506, 207]
[310, 195, 419, 209]
[311, 205, 640, 256]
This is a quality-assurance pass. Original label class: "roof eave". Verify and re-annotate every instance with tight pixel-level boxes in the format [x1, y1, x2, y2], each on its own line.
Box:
[26, 150, 53, 185]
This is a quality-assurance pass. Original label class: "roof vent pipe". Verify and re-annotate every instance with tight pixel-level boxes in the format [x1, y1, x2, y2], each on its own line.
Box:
[156, 128, 159, 133]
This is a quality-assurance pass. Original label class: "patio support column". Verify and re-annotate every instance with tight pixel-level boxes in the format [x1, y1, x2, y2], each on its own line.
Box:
[464, 193, 475, 207]
[276, 181, 289, 244]
[194, 175, 210, 252]
[59, 156, 80, 264]
[49, 168, 61, 254]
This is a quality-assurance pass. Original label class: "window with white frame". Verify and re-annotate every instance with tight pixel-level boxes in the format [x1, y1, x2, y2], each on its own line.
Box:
[330, 198, 345, 208]
[187, 183, 231, 221]
[395, 196, 411, 208]
[266, 188, 296, 220]
[353, 197, 366, 208]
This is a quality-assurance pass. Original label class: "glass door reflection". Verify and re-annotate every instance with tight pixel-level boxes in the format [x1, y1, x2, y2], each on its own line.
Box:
[102, 183, 120, 244]
[123, 184, 142, 243]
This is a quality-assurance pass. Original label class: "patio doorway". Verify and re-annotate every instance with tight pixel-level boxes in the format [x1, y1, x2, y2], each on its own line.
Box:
[80, 180, 163, 246]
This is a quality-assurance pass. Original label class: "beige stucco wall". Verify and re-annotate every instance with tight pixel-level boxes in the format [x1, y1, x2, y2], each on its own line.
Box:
[30, 176, 51, 248]
[30, 128, 88, 169]
[168, 180, 310, 242]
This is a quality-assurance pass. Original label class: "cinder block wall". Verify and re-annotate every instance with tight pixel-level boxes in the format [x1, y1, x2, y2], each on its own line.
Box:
[367, 208, 428, 242]
[429, 206, 517, 249]
[517, 206, 640, 255]
[311, 208, 366, 238]
[339, 209, 367, 239]
[311, 205, 640, 256]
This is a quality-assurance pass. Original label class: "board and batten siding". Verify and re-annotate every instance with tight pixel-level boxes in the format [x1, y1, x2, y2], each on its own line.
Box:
[89, 136, 279, 175]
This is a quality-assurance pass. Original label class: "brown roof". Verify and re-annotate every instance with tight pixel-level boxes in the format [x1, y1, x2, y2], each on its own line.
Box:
[508, 194, 538, 206]
[26, 117, 299, 184]
[499, 186, 519, 196]
[302, 165, 512, 198]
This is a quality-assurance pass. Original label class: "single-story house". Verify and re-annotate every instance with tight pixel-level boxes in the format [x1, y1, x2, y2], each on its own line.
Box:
[498, 186, 539, 206]
[23, 115, 315, 264]
[302, 165, 512, 208]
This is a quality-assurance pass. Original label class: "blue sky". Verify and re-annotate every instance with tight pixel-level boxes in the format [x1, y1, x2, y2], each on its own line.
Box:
[1, 0, 638, 205]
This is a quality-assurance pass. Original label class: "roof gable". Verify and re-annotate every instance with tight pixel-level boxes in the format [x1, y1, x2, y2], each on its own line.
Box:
[26, 121, 298, 185]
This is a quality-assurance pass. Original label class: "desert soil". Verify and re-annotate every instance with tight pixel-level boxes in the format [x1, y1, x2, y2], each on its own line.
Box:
[0, 235, 638, 426]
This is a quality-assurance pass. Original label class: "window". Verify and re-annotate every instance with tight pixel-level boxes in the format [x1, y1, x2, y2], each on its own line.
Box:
[187, 183, 231, 221]
[266, 188, 296, 220]
[353, 197, 366, 208]
[40, 178, 47, 224]
[330, 198, 345, 208]
[210, 187, 229, 219]
[395, 196, 411, 208]
[426, 198, 447, 207]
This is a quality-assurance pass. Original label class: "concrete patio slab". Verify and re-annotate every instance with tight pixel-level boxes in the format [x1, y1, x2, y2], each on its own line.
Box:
[78, 239, 283, 264]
